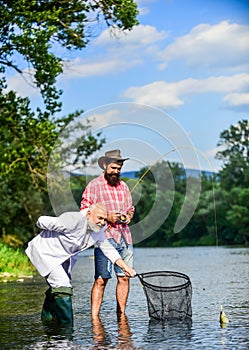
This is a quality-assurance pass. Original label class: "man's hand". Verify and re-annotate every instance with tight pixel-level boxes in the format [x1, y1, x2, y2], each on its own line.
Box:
[107, 212, 120, 224]
[123, 266, 136, 277]
[125, 211, 134, 225]
[107, 211, 134, 225]
[115, 258, 136, 277]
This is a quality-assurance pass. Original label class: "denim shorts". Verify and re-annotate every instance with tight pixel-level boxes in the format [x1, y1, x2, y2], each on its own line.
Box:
[94, 238, 133, 279]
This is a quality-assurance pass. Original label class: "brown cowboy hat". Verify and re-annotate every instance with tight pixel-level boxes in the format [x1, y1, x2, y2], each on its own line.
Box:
[98, 149, 129, 170]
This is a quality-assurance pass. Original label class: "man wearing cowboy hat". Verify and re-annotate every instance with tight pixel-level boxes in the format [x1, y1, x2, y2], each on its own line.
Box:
[80, 149, 135, 317]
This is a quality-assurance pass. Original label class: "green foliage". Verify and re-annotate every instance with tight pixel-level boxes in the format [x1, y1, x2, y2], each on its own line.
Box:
[0, 241, 36, 277]
[0, 88, 57, 184]
[1, 2, 247, 253]
[216, 119, 249, 189]
[0, 0, 139, 246]
[90, 0, 139, 30]
[130, 154, 248, 247]
[57, 153, 248, 248]
[215, 119, 249, 244]
[0, 91, 105, 242]
[70, 174, 97, 208]
[225, 187, 249, 243]
[0, 0, 139, 113]
[137, 160, 186, 192]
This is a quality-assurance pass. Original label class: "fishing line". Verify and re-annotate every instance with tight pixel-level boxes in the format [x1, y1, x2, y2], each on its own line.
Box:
[121, 145, 218, 248]
[121, 145, 223, 314]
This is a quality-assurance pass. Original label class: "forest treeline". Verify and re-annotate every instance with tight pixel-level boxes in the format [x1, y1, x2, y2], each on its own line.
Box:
[0, 0, 138, 249]
[1, 112, 248, 248]
[71, 127, 249, 248]
[2, 115, 249, 250]
[130, 120, 249, 247]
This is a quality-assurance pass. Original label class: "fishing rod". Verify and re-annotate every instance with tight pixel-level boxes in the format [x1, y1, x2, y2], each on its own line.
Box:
[119, 145, 218, 248]
[118, 146, 228, 325]
[118, 147, 179, 223]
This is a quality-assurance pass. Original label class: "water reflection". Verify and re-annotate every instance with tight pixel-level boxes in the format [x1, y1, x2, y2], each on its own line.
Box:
[117, 314, 137, 349]
[43, 321, 74, 341]
[1, 247, 249, 349]
[91, 314, 139, 350]
[20, 320, 77, 350]
[145, 318, 192, 343]
[91, 315, 112, 348]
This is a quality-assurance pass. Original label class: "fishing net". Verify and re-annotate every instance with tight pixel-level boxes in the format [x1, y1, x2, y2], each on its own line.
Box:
[137, 271, 192, 320]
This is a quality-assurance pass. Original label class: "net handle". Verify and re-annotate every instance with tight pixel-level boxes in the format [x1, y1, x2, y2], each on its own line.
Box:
[136, 273, 142, 281]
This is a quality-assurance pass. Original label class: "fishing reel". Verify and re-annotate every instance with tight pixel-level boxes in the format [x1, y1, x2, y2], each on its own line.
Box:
[118, 214, 127, 224]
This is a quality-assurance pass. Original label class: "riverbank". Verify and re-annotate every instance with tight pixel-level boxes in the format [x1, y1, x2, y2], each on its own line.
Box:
[0, 271, 35, 283]
[0, 241, 36, 282]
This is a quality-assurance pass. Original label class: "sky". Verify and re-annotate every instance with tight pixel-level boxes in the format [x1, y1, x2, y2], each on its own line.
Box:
[7, 0, 249, 175]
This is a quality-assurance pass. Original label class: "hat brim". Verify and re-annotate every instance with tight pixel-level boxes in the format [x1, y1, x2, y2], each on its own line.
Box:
[98, 156, 129, 170]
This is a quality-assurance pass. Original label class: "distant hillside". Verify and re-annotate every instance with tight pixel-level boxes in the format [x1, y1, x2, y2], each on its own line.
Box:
[72, 169, 216, 180]
[121, 171, 139, 179]
[122, 169, 216, 179]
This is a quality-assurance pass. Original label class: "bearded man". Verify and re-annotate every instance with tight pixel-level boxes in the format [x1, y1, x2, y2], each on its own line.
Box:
[80, 150, 135, 317]
[26, 203, 135, 325]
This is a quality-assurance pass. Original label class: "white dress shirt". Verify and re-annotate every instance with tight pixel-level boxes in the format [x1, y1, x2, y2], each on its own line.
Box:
[25, 209, 121, 277]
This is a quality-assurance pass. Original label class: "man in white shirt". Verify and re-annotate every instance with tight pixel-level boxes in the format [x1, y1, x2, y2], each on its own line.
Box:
[25, 204, 136, 325]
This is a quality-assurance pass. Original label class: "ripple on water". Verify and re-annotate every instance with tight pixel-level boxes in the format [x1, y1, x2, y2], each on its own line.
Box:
[1, 247, 249, 349]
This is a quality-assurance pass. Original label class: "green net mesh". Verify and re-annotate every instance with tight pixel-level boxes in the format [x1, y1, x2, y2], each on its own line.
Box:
[138, 271, 192, 320]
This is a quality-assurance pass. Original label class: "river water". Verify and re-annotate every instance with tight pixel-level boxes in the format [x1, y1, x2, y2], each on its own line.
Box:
[0, 246, 248, 349]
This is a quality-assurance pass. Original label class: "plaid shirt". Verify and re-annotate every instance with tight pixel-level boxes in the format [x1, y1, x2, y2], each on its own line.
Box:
[80, 173, 134, 244]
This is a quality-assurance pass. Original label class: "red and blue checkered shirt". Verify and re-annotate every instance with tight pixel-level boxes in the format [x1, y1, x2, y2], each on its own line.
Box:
[80, 173, 134, 244]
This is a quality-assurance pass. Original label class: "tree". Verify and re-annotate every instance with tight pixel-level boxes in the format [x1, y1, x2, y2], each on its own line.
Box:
[0, 1, 139, 245]
[0, 83, 105, 242]
[133, 161, 197, 246]
[226, 187, 249, 244]
[0, 0, 139, 113]
[216, 119, 249, 189]
[216, 119, 249, 245]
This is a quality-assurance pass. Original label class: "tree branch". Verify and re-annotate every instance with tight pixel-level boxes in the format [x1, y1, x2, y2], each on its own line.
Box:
[0, 60, 23, 74]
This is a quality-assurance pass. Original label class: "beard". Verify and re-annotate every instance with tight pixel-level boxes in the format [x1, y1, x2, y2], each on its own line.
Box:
[87, 219, 103, 233]
[104, 172, 120, 186]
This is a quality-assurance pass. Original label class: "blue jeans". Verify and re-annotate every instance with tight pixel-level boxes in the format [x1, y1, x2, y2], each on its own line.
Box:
[94, 238, 133, 279]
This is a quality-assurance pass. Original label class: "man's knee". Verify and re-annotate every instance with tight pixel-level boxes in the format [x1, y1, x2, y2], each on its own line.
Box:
[94, 277, 108, 288]
[117, 276, 130, 285]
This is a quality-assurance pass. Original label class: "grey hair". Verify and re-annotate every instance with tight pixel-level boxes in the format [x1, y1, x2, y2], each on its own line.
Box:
[88, 203, 107, 212]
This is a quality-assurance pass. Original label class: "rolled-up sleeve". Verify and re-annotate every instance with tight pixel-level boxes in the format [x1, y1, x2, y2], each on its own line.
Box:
[36, 216, 66, 232]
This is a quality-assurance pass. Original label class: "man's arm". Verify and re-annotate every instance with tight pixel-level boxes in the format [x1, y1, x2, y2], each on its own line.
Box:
[96, 238, 136, 276]
[115, 258, 136, 277]
[37, 216, 64, 231]
[36, 212, 80, 233]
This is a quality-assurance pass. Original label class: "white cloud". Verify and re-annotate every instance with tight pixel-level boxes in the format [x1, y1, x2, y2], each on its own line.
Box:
[123, 80, 184, 107]
[223, 93, 249, 107]
[57, 24, 166, 80]
[62, 57, 141, 78]
[61, 24, 167, 79]
[61, 21, 249, 81]
[6, 20, 249, 108]
[6, 24, 166, 94]
[86, 109, 122, 130]
[122, 73, 249, 108]
[95, 24, 167, 49]
[158, 21, 249, 70]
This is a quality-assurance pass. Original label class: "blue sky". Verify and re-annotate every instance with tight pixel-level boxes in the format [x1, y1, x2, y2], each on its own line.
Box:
[8, 0, 249, 174]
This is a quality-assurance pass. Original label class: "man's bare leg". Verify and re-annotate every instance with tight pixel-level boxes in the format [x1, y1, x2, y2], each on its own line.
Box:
[116, 276, 130, 315]
[91, 277, 108, 317]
